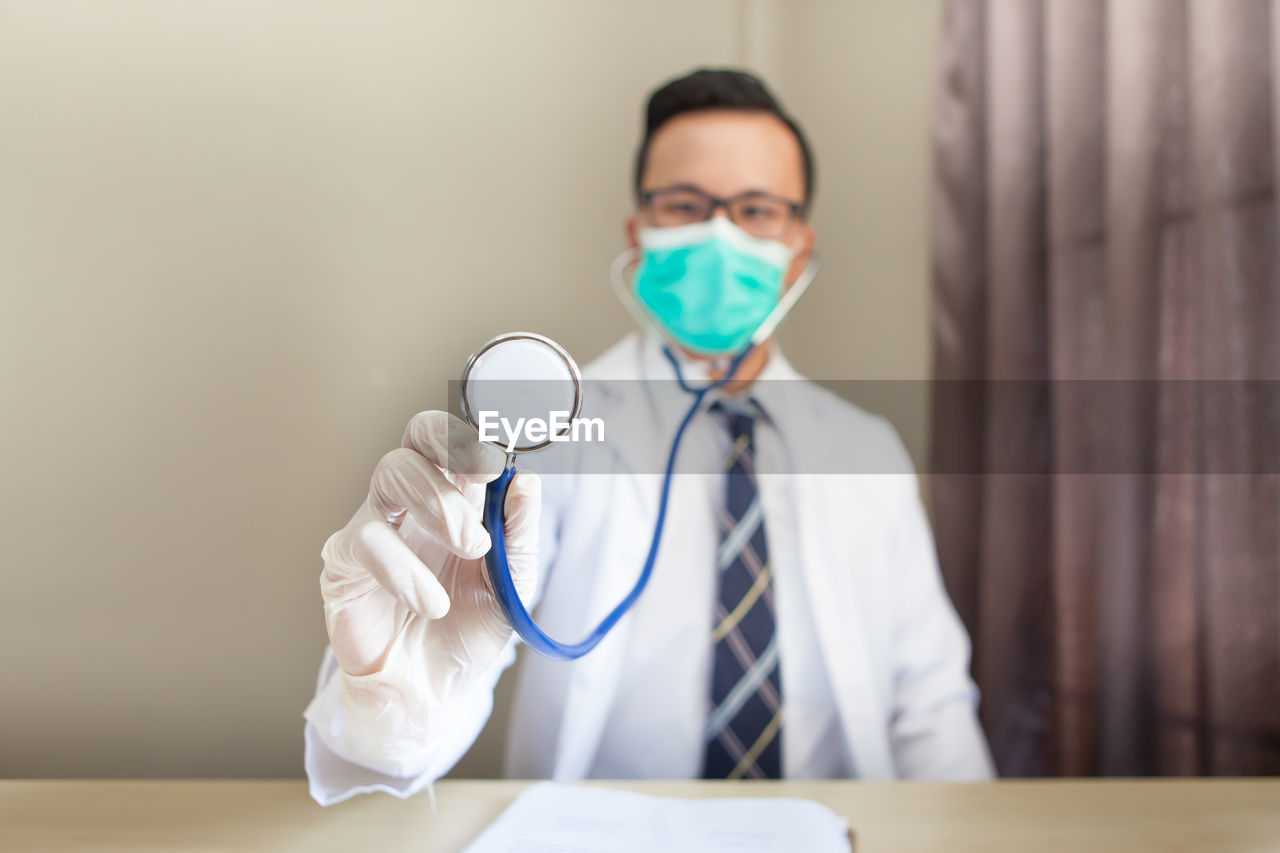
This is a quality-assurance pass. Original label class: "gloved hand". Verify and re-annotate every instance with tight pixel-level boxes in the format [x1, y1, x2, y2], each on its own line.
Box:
[314, 410, 541, 767]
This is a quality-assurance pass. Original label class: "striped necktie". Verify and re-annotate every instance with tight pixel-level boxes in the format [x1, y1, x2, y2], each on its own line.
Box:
[701, 398, 783, 779]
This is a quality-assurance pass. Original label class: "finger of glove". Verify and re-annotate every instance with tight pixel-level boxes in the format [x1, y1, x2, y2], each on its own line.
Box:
[350, 520, 451, 619]
[321, 499, 383, 579]
[501, 470, 541, 604]
[369, 447, 491, 558]
[402, 410, 507, 489]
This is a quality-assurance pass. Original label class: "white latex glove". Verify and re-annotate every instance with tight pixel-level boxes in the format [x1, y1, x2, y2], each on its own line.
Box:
[314, 410, 540, 769]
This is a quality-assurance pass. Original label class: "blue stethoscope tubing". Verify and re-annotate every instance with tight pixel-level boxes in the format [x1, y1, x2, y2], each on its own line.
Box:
[482, 344, 755, 660]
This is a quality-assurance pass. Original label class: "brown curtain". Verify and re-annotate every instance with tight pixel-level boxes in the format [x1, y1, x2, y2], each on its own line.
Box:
[931, 0, 1280, 777]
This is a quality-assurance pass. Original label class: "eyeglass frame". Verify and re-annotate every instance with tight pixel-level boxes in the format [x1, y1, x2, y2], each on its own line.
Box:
[638, 183, 808, 239]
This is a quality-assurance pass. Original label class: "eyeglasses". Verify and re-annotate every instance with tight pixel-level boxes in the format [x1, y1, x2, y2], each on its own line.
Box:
[640, 184, 805, 240]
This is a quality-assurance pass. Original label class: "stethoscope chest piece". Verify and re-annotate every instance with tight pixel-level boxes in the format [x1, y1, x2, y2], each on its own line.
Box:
[460, 332, 583, 456]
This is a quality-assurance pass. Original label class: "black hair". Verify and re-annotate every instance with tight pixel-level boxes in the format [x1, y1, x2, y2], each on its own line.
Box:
[633, 68, 815, 216]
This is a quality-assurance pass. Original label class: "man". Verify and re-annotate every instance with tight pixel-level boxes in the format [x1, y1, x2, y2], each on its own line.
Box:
[304, 68, 993, 805]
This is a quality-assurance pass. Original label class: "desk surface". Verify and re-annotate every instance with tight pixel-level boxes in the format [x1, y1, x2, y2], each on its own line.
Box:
[2, 779, 1278, 852]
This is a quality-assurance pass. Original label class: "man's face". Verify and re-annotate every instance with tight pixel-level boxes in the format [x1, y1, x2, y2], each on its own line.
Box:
[627, 109, 817, 290]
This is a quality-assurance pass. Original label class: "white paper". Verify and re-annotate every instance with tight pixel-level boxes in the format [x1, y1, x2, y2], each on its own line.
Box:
[461, 782, 852, 853]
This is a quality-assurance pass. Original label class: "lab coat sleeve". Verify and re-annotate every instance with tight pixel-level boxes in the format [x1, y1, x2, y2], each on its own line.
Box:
[884, 465, 995, 780]
[302, 482, 563, 805]
[303, 641, 513, 806]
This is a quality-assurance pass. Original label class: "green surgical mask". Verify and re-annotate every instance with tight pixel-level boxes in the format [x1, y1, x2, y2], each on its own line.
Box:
[633, 218, 795, 356]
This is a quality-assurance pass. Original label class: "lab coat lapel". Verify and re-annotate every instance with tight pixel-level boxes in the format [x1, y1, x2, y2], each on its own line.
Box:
[789, 472, 895, 778]
[756, 360, 896, 780]
[548, 500, 652, 779]
[548, 339, 674, 779]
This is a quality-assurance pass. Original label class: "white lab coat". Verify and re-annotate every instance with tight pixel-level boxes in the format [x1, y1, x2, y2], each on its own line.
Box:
[304, 334, 994, 804]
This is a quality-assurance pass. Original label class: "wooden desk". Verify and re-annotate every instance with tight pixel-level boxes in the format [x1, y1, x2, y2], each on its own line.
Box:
[2, 779, 1277, 852]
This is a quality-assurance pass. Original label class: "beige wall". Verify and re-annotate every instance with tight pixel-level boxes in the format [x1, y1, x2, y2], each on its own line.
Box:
[0, 0, 940, 778]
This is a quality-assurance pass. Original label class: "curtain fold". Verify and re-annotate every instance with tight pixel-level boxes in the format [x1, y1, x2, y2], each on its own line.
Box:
[931, 0, 1280, 776]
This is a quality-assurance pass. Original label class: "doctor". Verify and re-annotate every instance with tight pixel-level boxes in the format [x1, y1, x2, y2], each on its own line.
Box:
[304, 68, 994, 805]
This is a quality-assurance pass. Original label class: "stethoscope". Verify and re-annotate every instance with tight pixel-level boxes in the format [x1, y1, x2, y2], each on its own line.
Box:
[457, 249, 818, 661]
